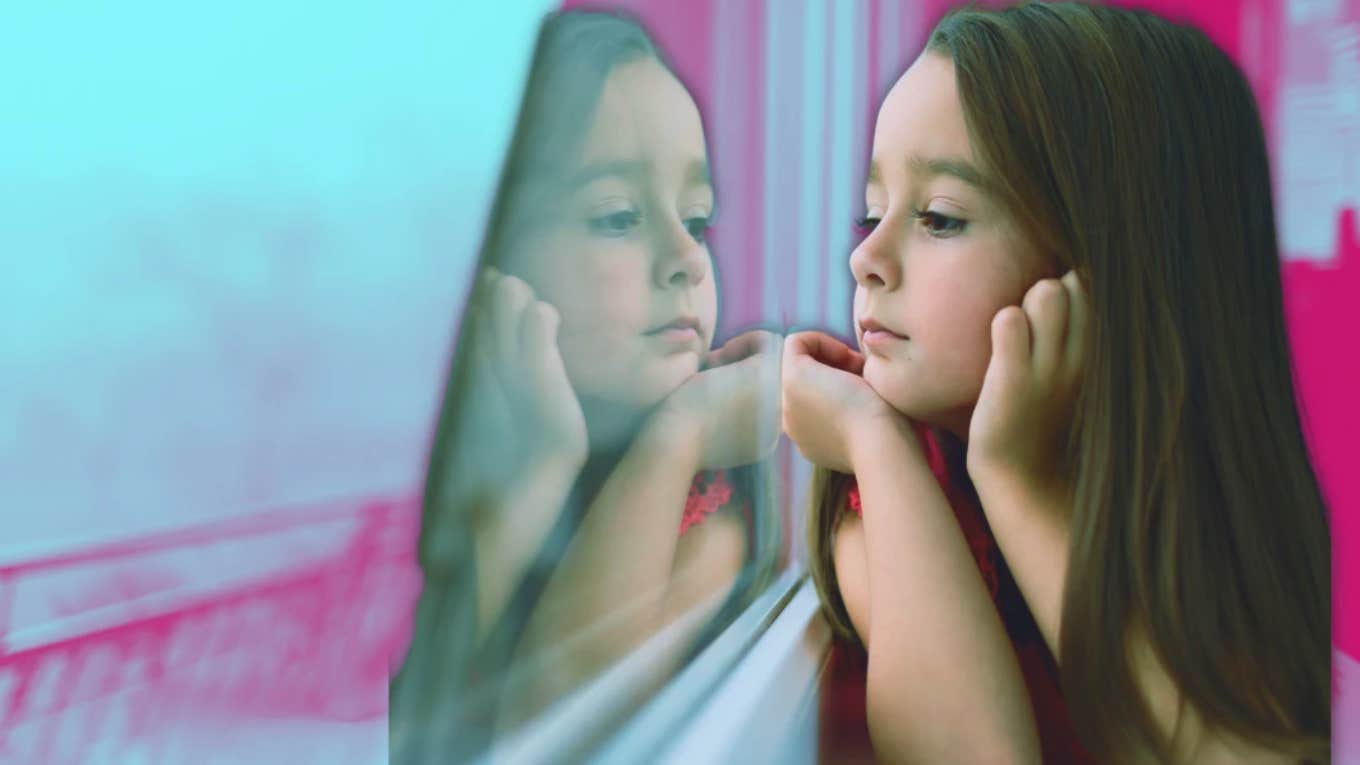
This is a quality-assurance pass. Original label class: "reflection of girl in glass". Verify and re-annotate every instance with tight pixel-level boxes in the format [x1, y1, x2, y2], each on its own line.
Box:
[390, 11, 781, 762]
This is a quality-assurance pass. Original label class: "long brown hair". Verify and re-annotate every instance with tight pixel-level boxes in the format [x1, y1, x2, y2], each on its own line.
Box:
[807, 3, 1331, 761]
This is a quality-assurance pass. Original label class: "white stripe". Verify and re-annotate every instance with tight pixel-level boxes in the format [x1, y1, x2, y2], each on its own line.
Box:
[797, 0, 828, 326]
[826, 0, 858, 338]
[880, 0, 901, 97]
[762, 0, 783, 323]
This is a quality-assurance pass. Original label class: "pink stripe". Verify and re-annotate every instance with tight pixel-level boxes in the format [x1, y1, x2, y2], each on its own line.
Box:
[780, 3, 805, 326]
[739, 0, 767, 329]
[712, 0, 763, 333]
[867, 0, 881, 138]
[1285, 211, 1360, 657]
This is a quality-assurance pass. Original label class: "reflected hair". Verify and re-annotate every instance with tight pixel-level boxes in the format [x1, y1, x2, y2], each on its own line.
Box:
[480, 12, 659, 260]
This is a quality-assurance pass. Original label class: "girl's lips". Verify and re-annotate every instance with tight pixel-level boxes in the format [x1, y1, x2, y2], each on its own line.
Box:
[645, 316, 702, 335]
[858, 317, 908, 341]
[645, 317, 703, 350]
[650, 326, 701, 343]
[861, 328, 907, 349]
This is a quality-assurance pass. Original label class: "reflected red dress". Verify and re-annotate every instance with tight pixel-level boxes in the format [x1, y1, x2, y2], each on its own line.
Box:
[680, 470, 733, 535]
[839, 430, 1096, 764]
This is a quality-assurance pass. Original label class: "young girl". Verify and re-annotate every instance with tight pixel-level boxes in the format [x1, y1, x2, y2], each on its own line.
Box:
[783, 4, 1331, 763]
[390, 11, 782, 762]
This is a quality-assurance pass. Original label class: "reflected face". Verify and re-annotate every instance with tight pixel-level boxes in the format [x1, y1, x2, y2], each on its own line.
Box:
[505, 58, 718, 416]
[850, 52, 1051, 435]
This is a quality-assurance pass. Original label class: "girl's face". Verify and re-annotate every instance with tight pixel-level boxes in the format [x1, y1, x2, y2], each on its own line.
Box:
[505, 58, 718, 418]
[851, 52, 1051, 437]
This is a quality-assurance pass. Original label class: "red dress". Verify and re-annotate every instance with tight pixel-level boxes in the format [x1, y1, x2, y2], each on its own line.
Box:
[840, 430, 1096, 764]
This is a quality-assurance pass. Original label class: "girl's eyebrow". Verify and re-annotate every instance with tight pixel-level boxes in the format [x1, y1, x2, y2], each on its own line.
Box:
[865, 154, 992, 193]
[908, 153, 989, 190]
[566, 158, 711, 192]
[682, 159, 710, 190]
[567, 158, 648, 188]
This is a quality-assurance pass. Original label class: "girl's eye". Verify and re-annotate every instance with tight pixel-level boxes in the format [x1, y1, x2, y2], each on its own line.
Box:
[854, 215, 881, 233]
[589, 209, 642, 236]
[911, 208, 967, 237]
[684, 216, 711, 244]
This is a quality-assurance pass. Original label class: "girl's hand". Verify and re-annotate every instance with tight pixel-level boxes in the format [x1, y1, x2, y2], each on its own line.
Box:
[462, 268, 589, 484]
[967, 270, 1087, 501]
[781, 331, 914, 474]
[652, 330, 784, 470]
[415, 268, 586, 648]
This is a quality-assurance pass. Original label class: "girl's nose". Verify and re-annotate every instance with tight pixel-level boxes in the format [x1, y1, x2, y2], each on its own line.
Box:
[655, 220, 709, 288]
[849, 226, 900, 290]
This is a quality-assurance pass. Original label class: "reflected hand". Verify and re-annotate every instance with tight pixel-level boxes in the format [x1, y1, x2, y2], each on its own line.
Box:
[416, 268, 586, 661]
[653, 330, 784, 470]
[460, 268, 588, 489]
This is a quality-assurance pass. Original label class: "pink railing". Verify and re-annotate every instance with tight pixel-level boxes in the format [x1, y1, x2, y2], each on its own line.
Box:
[0, 494, 422, 764]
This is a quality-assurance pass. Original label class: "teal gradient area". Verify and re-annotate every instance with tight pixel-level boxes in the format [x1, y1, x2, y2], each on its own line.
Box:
[0, 1, 554, 551]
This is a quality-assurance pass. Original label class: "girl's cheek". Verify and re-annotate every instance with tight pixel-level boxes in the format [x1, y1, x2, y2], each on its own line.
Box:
[537, 249, 643, 323]
[587, 250, 650, 302]
[918, 295, 990, 373]
[961, 301, 1008, 380]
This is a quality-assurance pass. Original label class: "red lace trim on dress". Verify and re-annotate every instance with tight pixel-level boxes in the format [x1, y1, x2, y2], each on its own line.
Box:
[679, 469, 733, 535]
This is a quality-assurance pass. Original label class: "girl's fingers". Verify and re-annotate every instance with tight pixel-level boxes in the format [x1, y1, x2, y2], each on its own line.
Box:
[1060, 270, 1088, 385]
[785, 331, 865, 375]
[492, 272, 533, 363]
[707, 330, 780, 368]
[519, 300, 562, 385]
[1022, 278, 1069, 381]
[466, 303, 507, 383]
[466, 310, 515, 436]
[989, 305, 1032, 389]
